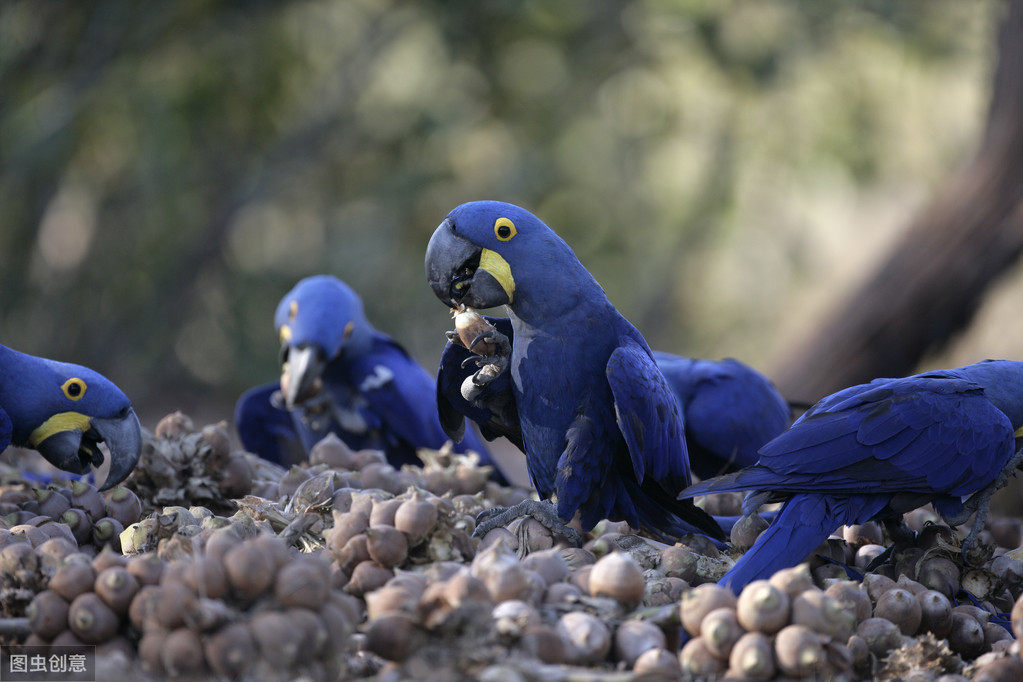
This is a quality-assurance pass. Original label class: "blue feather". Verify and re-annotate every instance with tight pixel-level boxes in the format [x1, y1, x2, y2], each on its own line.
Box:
[235, 276, 507, 482]
[681, 360, 1023, 593]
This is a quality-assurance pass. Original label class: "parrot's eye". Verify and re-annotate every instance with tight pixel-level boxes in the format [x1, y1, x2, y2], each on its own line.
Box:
[62, 378, 87, 401]
[288, 301, 299, 322]
[494, 217, 517, 241]
[343, 321, 354, 340]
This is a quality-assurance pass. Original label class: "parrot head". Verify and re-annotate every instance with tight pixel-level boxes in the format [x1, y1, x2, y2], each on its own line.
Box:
[0, 346, 142, 490]
[953, 359, 1023, 431]
[274, 275, 370, 408]
[425, 201, 592, 315]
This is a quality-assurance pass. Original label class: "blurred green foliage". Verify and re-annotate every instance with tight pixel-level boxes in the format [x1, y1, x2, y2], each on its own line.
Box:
[0, 0, 998, 424]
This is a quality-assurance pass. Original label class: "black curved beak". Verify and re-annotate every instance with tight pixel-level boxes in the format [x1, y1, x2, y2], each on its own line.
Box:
[425, 218, 511, 309]
[35, 407, 142, 490]
[283, 345, 326, 408]
[92, 408, 143, 490]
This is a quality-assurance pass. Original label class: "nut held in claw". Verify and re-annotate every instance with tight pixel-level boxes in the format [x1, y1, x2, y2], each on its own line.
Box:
[454, 308, 497, 356]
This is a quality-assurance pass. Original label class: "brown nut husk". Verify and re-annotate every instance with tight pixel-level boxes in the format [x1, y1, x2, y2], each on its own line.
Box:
[49, 561, 96, 602]
[701, 606, 742, 660]
[825, 580, 872, 622]
[223, 540, 276, 599]
[588, 551, 645, 608]
[180, 555, 229, 600]
[556, 610, 611, 665]
[249, 610, 305, 670]
[204, 620, 256, 678]
[26, 589, 69, 639]
[70, 480, 106, 521]
[394, 492, 439, 543]
[68, 592, 119, 644]
[918, 556, 961, 597]
[658, 545, 699, 582]
[138, 627, 168, 674]
[94, 566, 139, 615]
[455, 308, 498, 355]
[344, 560, 394, 597]
[613, 623, 667, 669]
[275, 556, 331, 609]
[730, 513, 770, 549]
[366, 611, 422, 662]
[856, 617, 903, 657]
[679, 636, 727, 678]
[947, 611, 985, 658]
[633, 647, 682, 676]
[769, 563, 818, 598]
[917, 589, 954, 638]
[680, 583, 738, 636]
[774, 624, 825, 678]
[161, 627, 207, 678]
[736, 580, 790, 634]
[520, 624, 567, 664]
[792, 589, 856, 639]
[728, 631, 777, 680]
[128, 584, 160, 630]
[365, 524, 409, 568]
[103, 486, 143, 528]
[126, 552, 164, 586]
[874, 587, 923, 635]
[309, 433, 356, 469]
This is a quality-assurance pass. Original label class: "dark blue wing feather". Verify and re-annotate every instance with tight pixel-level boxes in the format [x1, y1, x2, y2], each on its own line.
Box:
[607, 341, 689, 489]
[435, 316, 522, 450]
[234, 382, 305, 466]
[656, 354, 790, 478]
[352, 334, 505, 478]
[0, 405, 10, 452]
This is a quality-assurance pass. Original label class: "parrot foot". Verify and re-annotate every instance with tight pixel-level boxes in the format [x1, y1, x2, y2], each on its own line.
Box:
[863, 519, 916, 572]
[948, 446, 1023, 566]
[473, 499, 582, 546]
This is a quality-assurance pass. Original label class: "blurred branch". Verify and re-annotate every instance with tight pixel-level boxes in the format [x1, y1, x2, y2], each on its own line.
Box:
[774, 0, 1023, 403]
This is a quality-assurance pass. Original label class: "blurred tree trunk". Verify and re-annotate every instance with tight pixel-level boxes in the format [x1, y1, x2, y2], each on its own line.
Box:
[774, 0, 1023, 404]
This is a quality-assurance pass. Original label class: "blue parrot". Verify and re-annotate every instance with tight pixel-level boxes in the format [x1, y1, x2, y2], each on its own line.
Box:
[438, 316, 790, 480]
[0, 344, 142, 490]
[679, 359, 1023, 593]
[234, 275, 505, 480]
[425, 200, 724, 543]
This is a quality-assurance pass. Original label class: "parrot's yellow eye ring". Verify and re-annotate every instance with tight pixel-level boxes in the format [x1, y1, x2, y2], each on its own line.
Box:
[288, 301, 299, 322]
[62, 378, 87, 401]
[494, 217, 517, 241]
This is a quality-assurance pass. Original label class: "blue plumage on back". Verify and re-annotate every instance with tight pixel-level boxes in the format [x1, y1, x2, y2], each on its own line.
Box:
[680, 359, 1023, 592]
[236, 276, 505, 480]
[426, 201, 723, 541]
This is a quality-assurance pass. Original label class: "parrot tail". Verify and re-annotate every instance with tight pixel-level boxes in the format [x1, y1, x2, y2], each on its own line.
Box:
[718, 493, 887, 594]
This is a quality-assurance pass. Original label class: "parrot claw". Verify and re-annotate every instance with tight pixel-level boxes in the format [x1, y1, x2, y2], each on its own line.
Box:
[473, 499, 582, 547]
[942, 446, 1023, 566]
[445, 330, 463, 346]
[471, 329, 511, 357]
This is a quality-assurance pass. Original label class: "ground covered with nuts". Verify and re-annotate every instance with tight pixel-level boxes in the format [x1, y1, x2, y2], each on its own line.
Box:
[2, 412, 1023, 680]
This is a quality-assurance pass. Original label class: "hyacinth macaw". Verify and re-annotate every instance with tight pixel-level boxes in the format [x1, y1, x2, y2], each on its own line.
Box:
[680, 359, 1023, 593]
[438, 317, 790, 481]
[0, 344, 142, 490]
[234, 275, 505, 480]
[425, 200, 724, 543]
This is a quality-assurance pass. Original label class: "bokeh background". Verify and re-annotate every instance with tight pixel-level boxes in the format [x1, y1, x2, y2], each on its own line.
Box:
[2, 0, 1020, 433]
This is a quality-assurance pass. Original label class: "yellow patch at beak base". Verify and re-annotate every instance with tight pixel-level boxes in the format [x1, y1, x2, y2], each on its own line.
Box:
[29, 412, 93, 448]
[479, 248, 515, 303]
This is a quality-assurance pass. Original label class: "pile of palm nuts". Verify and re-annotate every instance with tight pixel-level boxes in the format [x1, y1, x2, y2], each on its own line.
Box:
[2, 412, 1023, 680]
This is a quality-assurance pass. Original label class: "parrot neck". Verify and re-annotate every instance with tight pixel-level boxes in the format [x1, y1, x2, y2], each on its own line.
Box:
[963, 360, 1023, 429]
[504, 263, 611, 327]
[0, 345, 47, 445]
